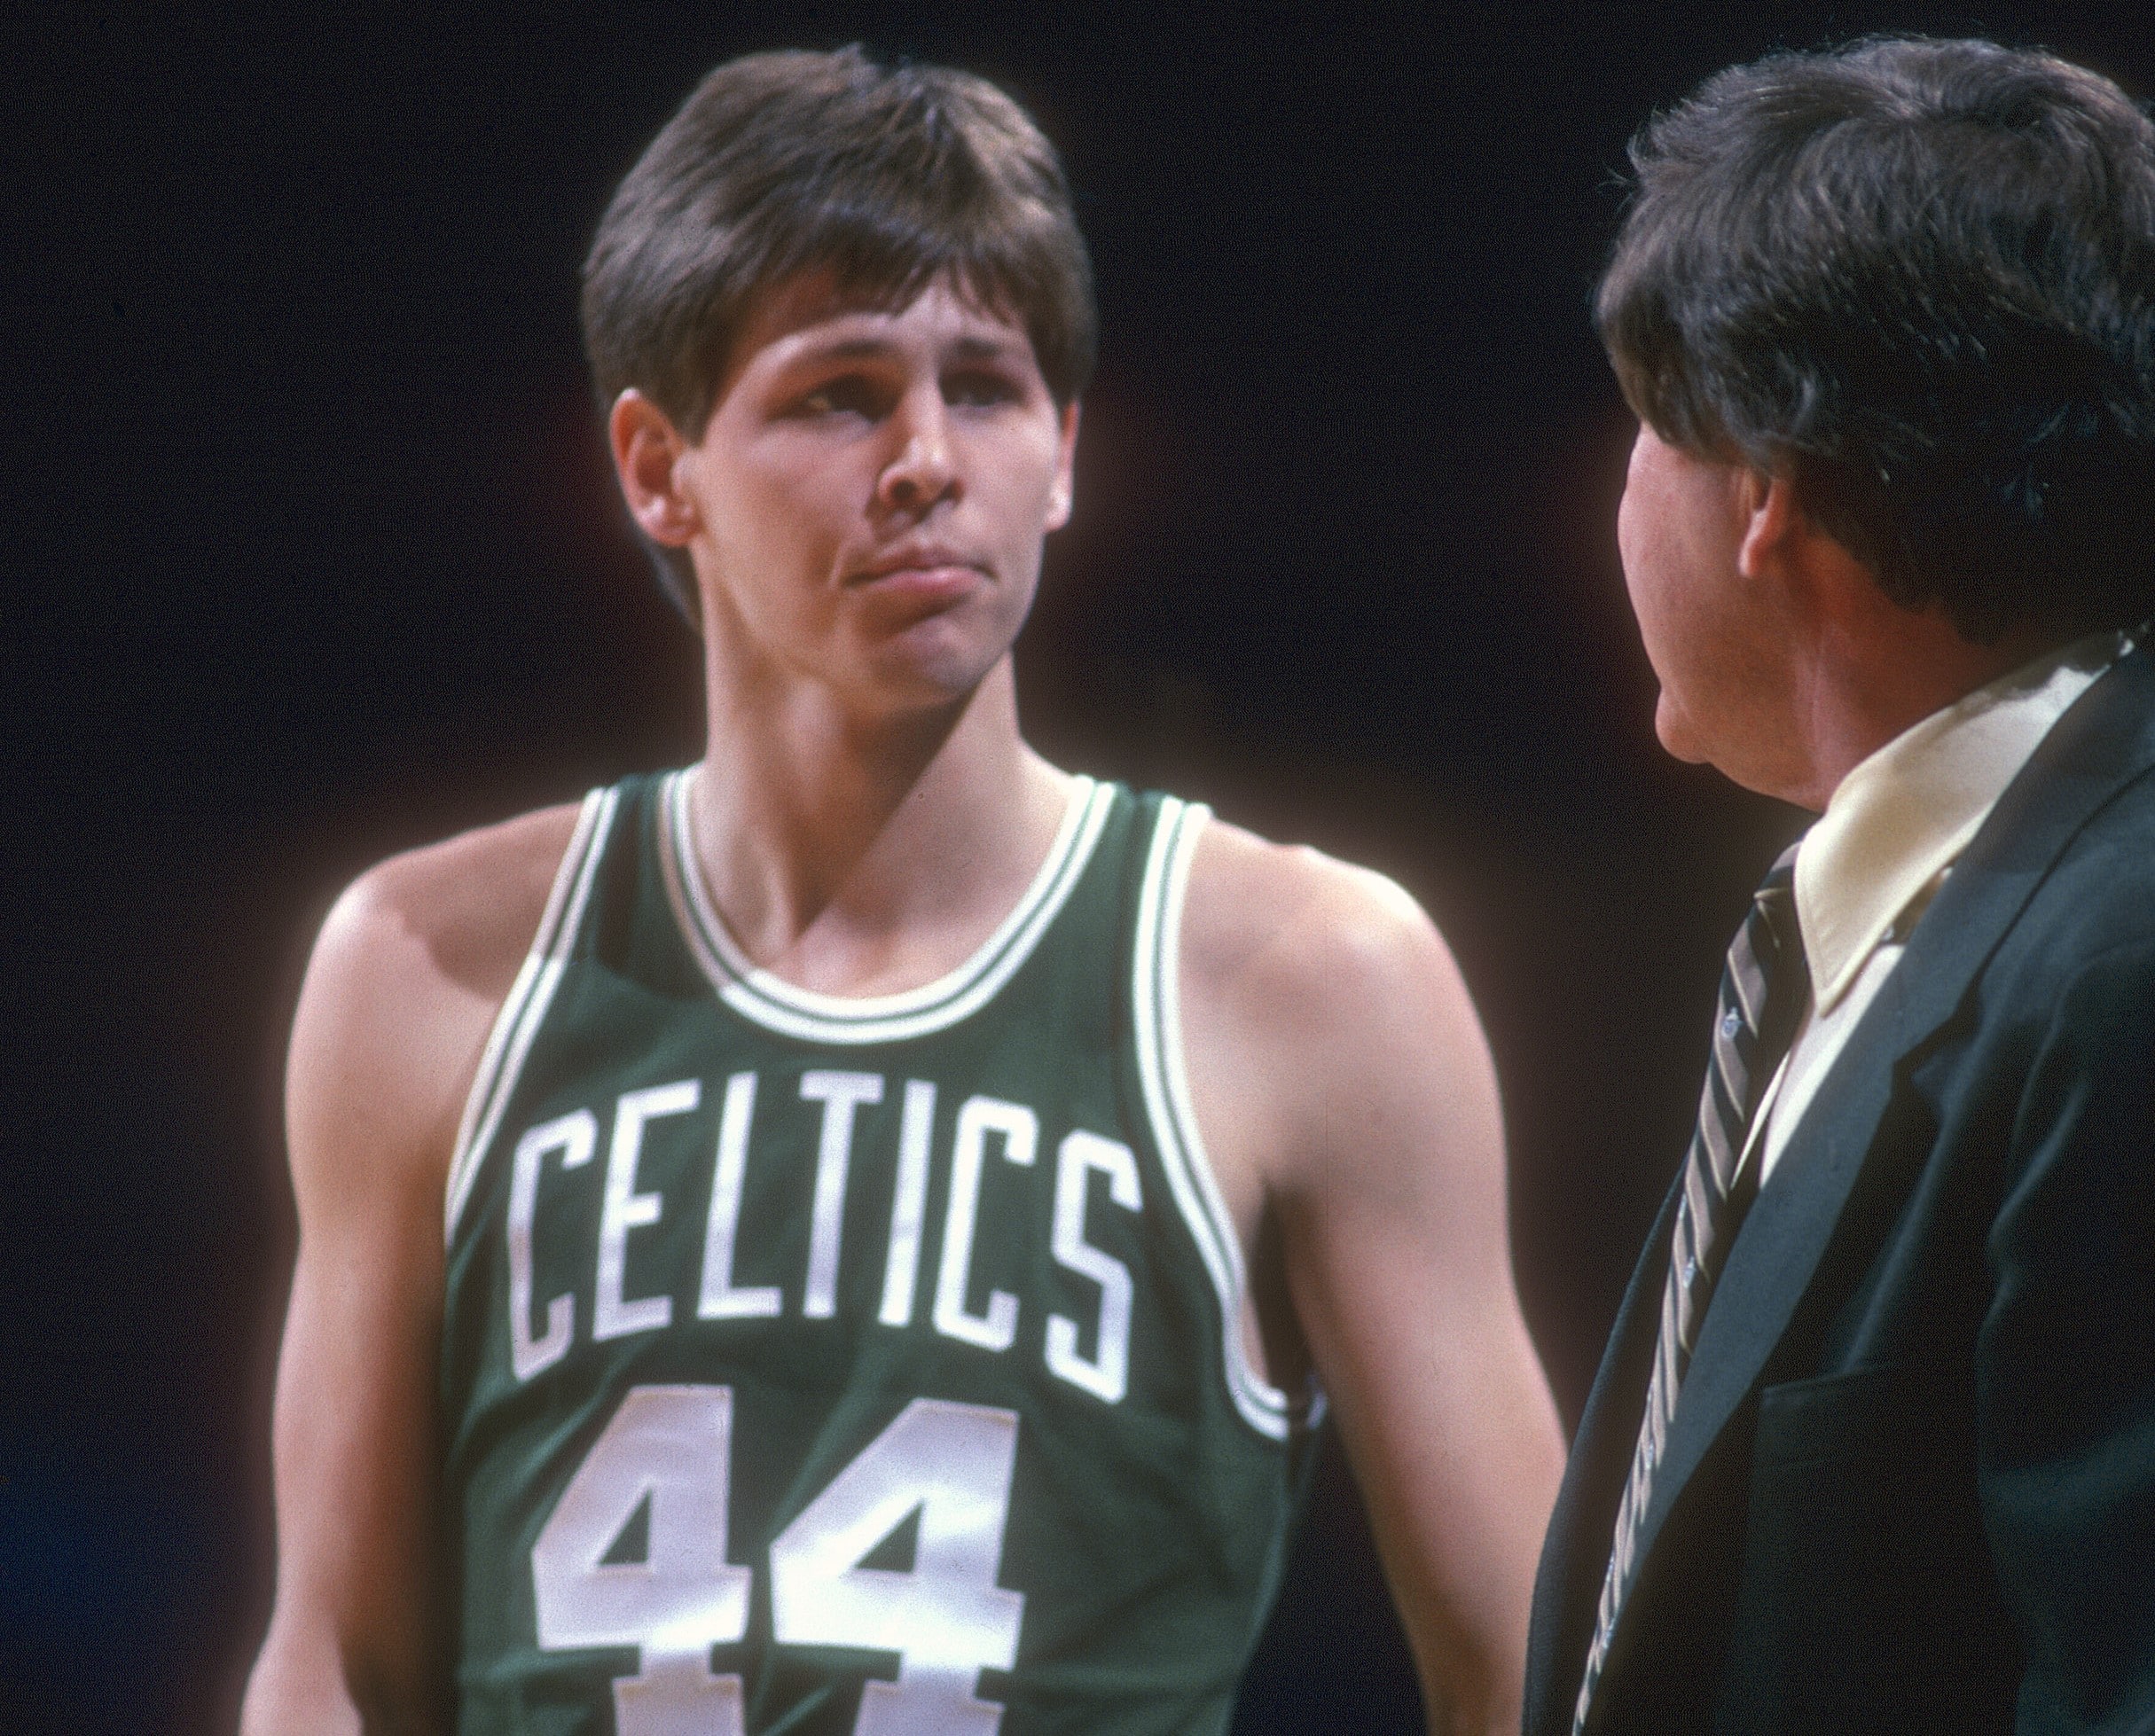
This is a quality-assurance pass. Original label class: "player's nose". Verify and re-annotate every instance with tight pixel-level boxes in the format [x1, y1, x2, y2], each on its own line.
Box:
[878, 386, 960, 514]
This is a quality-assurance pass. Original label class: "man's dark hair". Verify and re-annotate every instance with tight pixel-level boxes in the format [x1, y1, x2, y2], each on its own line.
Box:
[583, 45, 1096, 625]
[1599, 36, 2155, 643]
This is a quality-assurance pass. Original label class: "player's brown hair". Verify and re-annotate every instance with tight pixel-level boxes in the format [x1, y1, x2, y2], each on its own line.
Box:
[583, 46, 1096, 625]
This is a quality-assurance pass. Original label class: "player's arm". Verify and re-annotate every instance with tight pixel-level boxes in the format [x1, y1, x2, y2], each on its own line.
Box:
[1182, 829, 1564, 1736]
[239, 807, 577, 1736]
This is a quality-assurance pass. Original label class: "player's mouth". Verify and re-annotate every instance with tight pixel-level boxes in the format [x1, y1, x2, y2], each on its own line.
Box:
[847, 544, 989, 606]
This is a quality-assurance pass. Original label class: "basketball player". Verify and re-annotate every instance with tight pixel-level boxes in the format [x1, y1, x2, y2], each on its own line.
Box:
[239, 47, 1562, 1736]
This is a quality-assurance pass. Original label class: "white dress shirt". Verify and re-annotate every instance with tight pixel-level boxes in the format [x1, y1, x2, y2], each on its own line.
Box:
[1753, 632, 2128, 1185]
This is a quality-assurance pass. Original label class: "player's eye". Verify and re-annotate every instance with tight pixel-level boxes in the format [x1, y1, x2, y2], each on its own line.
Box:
[944, 368, 1023, 408]
[789, 374, 888, 419]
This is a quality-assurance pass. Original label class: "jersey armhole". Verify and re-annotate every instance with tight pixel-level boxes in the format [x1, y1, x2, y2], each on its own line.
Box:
[1132, 796, 1302, 1443]
[443, 786, 621, 1244]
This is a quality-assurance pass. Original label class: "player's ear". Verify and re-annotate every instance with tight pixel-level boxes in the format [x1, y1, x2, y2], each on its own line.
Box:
[610, 389, 699, 547]
[1045, 399, 1080, 532]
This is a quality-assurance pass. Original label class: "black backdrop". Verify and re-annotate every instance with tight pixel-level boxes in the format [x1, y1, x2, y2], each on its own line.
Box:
[7, 4, 2151, 1730]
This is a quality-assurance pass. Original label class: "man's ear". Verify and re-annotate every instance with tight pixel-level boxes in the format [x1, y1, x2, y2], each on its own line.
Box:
[1734, 466, 1802, 583]
[1738, 465, 1874, 622]
[609, 390, 698, 547]
[1044, 399, 1080, 531]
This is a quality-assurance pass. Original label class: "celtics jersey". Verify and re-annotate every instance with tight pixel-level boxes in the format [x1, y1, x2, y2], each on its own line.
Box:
[439, 770, 1321, 1736]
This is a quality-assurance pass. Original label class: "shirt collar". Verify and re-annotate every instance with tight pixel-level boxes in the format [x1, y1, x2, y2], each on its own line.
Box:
[1794, 630, 2126, 1011]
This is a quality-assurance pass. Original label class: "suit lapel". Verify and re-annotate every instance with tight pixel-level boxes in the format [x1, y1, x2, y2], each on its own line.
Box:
[1622, 645, 2155, 1588]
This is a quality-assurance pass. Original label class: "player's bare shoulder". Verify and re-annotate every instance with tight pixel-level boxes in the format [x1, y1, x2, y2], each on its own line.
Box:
[287, 802, 584, 1200]
[1179, 815, 1500, 1199]
[1181, 816, 1465, 1055]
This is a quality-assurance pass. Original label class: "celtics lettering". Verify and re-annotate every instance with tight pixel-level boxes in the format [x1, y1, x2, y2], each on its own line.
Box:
[505, 1074, 1141, 1405]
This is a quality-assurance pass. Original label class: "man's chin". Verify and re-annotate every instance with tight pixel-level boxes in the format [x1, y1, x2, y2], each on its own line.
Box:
[1657, 706, 1820, 808]
[1653, 700, 1714, 767]
[846, 637, 1011, 719]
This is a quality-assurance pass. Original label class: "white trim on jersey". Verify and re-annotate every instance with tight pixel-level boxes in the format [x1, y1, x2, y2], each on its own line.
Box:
[1132, 797, 1298, 1443]
[443, 786, 622, 1244]
[658, 769, 1116, 1047]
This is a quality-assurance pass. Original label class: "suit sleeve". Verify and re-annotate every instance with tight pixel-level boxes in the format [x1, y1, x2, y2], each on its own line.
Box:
[1981, 934, 2155, 1734]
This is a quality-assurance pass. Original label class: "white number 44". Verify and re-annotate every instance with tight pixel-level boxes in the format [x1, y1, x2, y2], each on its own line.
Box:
[532, 1386, 1024, 1736]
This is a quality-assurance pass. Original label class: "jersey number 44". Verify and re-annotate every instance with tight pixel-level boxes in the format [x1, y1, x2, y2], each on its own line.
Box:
[533, 1385, 1025, 1736]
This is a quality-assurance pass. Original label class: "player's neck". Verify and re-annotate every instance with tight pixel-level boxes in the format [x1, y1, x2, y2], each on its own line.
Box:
[689, 659, 1073, 995]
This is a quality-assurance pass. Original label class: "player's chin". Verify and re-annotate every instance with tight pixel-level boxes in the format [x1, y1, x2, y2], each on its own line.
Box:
[850, 621, 1015, 710]
[862, 595, 1024, 684]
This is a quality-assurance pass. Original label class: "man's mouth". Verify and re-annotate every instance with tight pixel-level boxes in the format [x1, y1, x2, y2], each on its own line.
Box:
[849, 546, 987, 600]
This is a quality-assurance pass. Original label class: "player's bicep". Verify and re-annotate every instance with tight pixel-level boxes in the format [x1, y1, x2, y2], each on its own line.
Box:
[1272, 885, 1561, 1732]
[256, 1209, 446, 1724]
[1279, 881, 1513, 1347]
[246, 881, 464, 1732]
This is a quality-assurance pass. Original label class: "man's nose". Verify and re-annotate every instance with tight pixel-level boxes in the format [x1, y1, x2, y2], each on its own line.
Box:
[878, 387, 960, 513]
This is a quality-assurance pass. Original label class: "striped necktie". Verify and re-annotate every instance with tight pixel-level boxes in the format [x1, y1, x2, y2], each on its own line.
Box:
[1572, 845, 1806, 1732]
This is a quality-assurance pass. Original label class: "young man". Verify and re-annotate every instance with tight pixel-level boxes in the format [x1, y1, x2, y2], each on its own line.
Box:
[240, 48, 1562, 1736]
[1526, 38, 2155, 1736]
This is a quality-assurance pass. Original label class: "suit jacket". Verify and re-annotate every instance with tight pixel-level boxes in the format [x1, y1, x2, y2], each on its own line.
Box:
[1525, 645, 2155, 1736]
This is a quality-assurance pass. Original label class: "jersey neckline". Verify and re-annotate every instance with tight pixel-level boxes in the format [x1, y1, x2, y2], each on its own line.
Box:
[657, 768, 1117, 1045]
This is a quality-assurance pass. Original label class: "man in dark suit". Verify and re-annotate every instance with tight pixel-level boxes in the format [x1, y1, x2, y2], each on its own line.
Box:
[1525, 37, 2155, 1736]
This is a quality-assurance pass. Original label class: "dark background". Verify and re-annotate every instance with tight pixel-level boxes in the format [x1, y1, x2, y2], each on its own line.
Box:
[6, 4, 2150, 1730]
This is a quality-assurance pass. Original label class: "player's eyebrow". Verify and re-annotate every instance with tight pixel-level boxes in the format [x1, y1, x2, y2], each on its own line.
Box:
[790, 332, 1026, 365]
[944, 333, 1026, 363]
[793, 337, 896, 363]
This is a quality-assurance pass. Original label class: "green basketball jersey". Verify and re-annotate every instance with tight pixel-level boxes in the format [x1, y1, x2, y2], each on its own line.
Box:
[440, 770, 1321, 1735]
